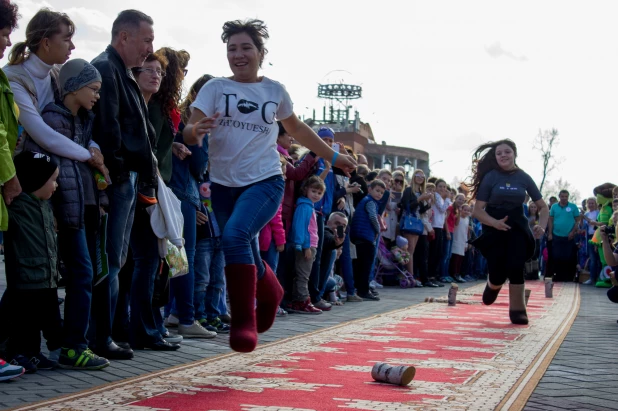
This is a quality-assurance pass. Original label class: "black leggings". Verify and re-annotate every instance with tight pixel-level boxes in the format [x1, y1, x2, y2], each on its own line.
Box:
[354, 241, 376, 295]
[485, 228, 528, 285]
[428, 228, 443, 280]
[413, 235, 429, 283]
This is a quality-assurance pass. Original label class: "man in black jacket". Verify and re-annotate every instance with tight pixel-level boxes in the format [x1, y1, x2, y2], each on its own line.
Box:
[89, 10, 177, 360]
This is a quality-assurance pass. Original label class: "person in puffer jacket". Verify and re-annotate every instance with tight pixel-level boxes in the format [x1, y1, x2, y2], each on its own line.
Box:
[351, 179, 388, 301]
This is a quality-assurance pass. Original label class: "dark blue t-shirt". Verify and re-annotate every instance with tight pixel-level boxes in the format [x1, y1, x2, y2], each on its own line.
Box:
[477, 169, 542, 210]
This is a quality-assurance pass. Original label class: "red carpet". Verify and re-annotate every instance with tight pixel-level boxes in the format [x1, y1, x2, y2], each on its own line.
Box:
[15, 281, 579, 411]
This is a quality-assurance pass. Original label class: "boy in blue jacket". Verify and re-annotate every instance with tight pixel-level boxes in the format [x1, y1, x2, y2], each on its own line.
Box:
[351, 179, 388, 300]
[288, 176, 326, 314]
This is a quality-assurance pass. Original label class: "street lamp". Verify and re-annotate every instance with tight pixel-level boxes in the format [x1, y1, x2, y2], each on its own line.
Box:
[383, 158, 392, 171]
[428, 159, 443, 177]
[402, 158, 412, 175]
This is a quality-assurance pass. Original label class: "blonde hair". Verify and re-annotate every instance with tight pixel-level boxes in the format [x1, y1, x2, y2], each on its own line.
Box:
[411, 168, 426, 194]
[378, 168, 392, 178]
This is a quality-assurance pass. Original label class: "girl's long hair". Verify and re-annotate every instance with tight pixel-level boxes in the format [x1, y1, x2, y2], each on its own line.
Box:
[468, 139, 518, 199]
[411, 168, 426, 194]
[152, 47, 190, 116]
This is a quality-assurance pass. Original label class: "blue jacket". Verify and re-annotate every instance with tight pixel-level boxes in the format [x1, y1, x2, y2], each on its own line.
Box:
[292, 197, 315, 250]
[168, 129, 208, 209]
[350, 191, 390, 244]
[314, 158, 334, 215]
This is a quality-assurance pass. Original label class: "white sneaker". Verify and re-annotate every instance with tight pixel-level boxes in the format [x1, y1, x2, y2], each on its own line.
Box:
[370, 280, 383, 289]
[164, 314, 179, 328]
[178, 321, 217, 339]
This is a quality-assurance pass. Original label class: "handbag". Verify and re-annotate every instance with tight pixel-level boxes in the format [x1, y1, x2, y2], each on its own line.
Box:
[400, 205, 424, 235]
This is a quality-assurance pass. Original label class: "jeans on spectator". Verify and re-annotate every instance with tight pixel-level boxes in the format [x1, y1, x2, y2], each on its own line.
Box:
[260, 239, 280, 273]
[587, 242, 601, 282]
[317, 249, 337, 301]
[368, 235, 380, 282]
[58, 227, 94, 350]
[354, 241, 377, 295]
[339, 230, 355, 296]
[168, 200, 197, 326]
[211, 175, 284, 279]
[129, 207, 163, 345]
[194, 237, 226, 321]
[92, 172, 136, 347]
[308, 213, 326, 301]
[441, 234, 453, 277]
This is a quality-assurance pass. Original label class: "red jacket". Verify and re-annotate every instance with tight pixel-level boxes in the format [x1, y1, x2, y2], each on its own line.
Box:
[259, 203, 286, 251]
[281, 151, 317, 233]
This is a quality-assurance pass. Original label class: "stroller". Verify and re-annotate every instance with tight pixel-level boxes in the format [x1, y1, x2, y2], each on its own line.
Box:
[375, 237, 418, 288]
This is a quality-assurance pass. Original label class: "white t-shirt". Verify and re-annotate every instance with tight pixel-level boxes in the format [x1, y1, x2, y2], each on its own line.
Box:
[585, 210, 599, 235]
[191, 77, 294, 187]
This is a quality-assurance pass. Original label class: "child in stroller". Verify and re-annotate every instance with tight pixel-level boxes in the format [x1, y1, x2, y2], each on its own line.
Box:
[375, 236, 422, 288]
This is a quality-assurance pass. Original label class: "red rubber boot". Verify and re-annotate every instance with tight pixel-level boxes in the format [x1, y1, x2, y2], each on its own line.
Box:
[256, 260, 285, 333]
[225, 264, 258, 353]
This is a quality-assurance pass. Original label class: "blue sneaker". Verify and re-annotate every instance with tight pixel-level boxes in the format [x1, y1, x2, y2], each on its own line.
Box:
[0, 358, 25, 381]
[10, 355, 37, 374]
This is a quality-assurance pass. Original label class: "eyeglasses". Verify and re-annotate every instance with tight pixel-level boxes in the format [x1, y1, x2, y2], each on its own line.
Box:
[394, 179, 404, 184]
[86, 86, 100, 97]
[137, 68, 166, 77]
[414, 174, 424, 178]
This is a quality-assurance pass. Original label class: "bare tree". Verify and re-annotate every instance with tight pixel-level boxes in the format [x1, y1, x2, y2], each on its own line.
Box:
[542, 177, 581, 205]
[533, 128, 560, 193]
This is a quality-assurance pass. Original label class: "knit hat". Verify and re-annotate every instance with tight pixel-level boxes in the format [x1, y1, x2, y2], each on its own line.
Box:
[13, 151, 59, 193]
[317, 127, 335, 140]
[59, 58, 102, 98]
[396, 235, 408, 249]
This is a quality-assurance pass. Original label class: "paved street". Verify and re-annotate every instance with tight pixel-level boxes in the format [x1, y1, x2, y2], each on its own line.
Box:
[0, 261, 617, 410]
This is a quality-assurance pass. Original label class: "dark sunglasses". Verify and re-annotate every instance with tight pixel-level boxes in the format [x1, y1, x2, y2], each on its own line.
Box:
[394, 179, 404, 184]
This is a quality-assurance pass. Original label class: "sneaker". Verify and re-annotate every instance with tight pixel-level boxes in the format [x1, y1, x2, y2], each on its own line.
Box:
[346, 294, 364, 302]
[423, 281, 439, 287]
[10, 355, 37, 374]
[313, 300, 332, 311]
[369, 288, 379, 296]
[178, 321, 217, 338]
[463, 275, 476, 282]
[276, 307, 288, 317]
[582, 279, 594, 285]
[205, 317, 231, 334]
[162, 332, 183, 344]
[287, 299, 322, 314]
[58, 348, 110, 370]
[219, 314, 231, 324]
[454, 275, 466, 283]
[30, 353, 57, 370]
[414, 280, 423, 287]
[0, 358, 24, 381]
[370, 280, 384, 289]
[359, 292, 380, 301]
[164, 314, 179, 328]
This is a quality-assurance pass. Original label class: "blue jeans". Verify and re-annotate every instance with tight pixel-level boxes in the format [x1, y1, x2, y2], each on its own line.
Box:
[58, 228, 94, 350]
[442, 234, 453, 277]
[260, 239, 280, 273]
[194, 237, 225, 321]
[218, 276, 228, 316]
[129, 207, 163, 345]
[368, 235, 380, 282]
[168, 200, 197, 325]
[340, 230, 355, 295]
[211, 175, 284, 279]
[587, 242, 601, 282]
[93, 173, 136, 346]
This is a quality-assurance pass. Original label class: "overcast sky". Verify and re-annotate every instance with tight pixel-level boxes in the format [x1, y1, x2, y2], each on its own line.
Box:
[4, 0, 617, 202]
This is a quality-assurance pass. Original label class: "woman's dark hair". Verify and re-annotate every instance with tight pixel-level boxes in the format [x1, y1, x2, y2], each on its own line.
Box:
[151, 47, 190, 116]
[366, 171, 378, 183]
[179, 74, 215, 124]
[0, 0, 20, 31]
[221, 19, 269, 67]
[9, 8, 74, 65]
[468, 139, 518, 199]
[301, 175, 326, 196]
[427, 176, 438, 184]
[435, 178, 446, 187]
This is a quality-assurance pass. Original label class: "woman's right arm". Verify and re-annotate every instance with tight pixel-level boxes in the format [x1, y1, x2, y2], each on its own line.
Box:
[472, 200, 510, 231]
[11, 82, 92, 161]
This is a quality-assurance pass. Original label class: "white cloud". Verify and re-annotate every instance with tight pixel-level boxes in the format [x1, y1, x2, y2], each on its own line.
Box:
[485, 42, 528, 62]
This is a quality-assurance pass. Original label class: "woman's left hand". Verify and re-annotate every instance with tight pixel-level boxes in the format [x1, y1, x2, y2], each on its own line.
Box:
[337, 197, 346, 210]
[333, 154, 357, 176]
[533, 225, 545, 239]
[172, 142, 192, 160]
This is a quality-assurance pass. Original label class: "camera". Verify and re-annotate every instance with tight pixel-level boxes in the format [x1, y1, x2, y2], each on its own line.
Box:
[602, 225, 616, 241]
[336, 225, 345, 239]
